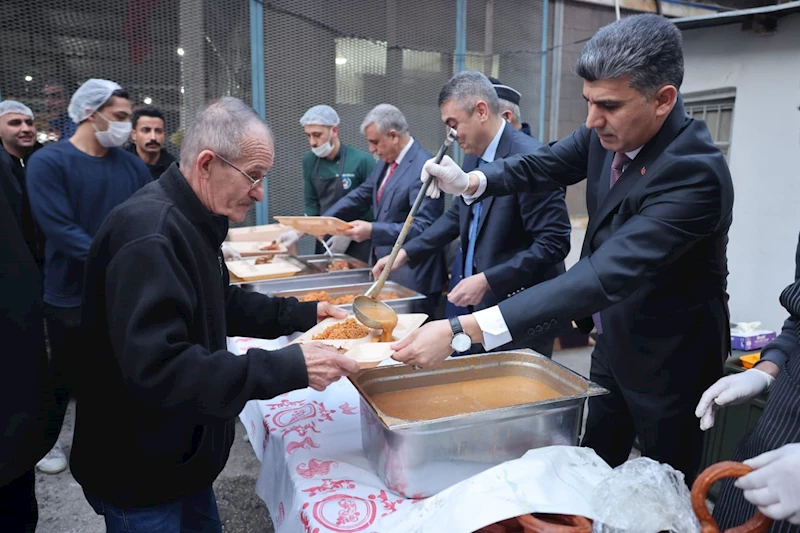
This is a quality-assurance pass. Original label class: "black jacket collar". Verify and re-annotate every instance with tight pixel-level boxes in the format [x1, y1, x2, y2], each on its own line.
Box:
[158, 163, 229, 249]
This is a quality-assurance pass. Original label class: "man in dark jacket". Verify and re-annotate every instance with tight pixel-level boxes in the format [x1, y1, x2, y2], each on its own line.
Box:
[72, 96, 358, 532]
[125, 106, 176, 180]
[0, 100, 44, 265]
[0, 135, 58, 532]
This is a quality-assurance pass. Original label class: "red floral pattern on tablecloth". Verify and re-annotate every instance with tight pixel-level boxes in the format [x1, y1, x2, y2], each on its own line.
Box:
[338, 402, 357, 415]
[235, 352, 421, 533]
[276, 502, 286, 528]
[302, 479, 357, 498]
[312, 494, 377, 532]
[297, 459, 339, 479]
[287, 436, 320, 454]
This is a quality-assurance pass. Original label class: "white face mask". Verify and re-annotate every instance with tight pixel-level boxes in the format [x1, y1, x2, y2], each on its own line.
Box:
[311, 129, 335, 158]
[92, 112, 132, 148]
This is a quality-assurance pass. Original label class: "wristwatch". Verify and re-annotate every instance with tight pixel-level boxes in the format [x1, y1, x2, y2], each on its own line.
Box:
[449, 316, 472, 353]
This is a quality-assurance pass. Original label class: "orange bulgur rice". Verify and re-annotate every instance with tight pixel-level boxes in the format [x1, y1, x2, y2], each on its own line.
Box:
[312, 318, 371, 340]
[300, 290, 401, 305]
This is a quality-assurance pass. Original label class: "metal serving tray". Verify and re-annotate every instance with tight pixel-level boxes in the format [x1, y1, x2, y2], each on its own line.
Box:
[297, 254, 371, 272]
[271, 281, 424, 314]
[350, 350, 608, 498]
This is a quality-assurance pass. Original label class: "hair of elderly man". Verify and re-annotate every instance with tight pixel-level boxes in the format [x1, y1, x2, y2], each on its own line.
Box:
[180, 97, 272, 169]
[360, 104, 409, 136]
[438, 70, 501, 116]
[575, 14, 683, 96]
[498, 99, 521, 123]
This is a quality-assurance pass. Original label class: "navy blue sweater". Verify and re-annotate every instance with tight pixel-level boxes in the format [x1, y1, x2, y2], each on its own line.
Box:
[26, 141, 150, 307]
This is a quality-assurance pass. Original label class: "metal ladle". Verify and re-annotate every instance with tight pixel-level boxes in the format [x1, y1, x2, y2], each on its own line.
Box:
[353, 128, 458, 336]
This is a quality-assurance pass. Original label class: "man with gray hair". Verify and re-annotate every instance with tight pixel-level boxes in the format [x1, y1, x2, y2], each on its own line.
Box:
[374, 72, 570, 354]
[324, 104, 446, 317]
[393, 14, 734, 483]
[71, 96, 358, 531]
[488, 77, 532, 136]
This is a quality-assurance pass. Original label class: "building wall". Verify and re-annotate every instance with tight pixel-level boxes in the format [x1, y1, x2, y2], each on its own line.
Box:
[681, 13, 800, 331]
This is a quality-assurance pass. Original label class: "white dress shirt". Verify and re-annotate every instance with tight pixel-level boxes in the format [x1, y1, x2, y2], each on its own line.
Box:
[472, 145, 643, 350]
[378, 137, 415, 189]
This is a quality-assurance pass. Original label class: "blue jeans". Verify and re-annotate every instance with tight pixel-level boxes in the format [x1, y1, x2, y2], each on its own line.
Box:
[84, 486, 222, 533]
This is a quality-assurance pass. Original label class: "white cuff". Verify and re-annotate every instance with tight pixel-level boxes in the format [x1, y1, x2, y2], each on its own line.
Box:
[463, 171, 487, 205]
[473, 306, 512, 351]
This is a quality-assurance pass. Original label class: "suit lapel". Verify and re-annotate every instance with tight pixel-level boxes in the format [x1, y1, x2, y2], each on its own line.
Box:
[475, 123, 514, 236]
[583, 97, 691, 249]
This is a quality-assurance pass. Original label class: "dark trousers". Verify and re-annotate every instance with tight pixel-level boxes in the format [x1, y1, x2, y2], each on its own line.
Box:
[85, 486, 222, 533]
[0, 470, 37, 532]
[43, 304, 81, 436]
[581, 344, 704, 485]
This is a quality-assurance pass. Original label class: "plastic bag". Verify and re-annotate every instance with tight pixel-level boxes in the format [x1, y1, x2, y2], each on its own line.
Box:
[590, 457, 701, 533]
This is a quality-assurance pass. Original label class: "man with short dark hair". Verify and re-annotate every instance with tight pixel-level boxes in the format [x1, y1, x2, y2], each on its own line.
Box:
[126, 106, 175, 180]
[0, 101, 44, 264]
[26, 78, 151, 475]
[43, 81, 77, 141]
[394, 14, 734, 484]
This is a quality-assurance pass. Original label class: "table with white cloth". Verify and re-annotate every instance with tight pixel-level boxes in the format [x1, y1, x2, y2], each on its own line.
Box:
[230, 335, 612, 533]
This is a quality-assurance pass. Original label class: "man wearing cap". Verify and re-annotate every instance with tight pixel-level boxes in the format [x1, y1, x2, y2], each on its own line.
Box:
[0, 101, 44, 265]
[489, 77, 533, 137]
[26, 79, 151, 474]
[280, 105, 375, 261]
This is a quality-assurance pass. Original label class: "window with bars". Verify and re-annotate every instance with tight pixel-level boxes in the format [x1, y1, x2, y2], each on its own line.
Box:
[684, 95, 735, 159]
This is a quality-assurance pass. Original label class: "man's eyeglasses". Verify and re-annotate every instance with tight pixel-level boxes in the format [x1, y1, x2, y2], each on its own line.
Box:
[213, 152, 267, 189]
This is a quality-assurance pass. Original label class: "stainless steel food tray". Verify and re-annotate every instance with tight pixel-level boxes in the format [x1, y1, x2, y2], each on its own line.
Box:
[350, 350, 608, 497]
[272, 281, 424, 314]
[297, 254, 371, 272]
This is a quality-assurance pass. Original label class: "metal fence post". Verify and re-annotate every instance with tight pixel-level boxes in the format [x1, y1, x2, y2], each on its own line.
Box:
[250, 0, 268, 225]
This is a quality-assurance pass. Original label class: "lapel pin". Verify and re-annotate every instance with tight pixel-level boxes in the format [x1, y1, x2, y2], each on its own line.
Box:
[640, 167, 647, 176]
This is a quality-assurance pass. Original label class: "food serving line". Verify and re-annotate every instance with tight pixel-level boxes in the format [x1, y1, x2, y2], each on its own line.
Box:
[224, 223, 764, 533]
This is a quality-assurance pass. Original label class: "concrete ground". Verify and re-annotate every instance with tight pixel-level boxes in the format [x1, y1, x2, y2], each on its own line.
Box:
[33, 346, 593, 533]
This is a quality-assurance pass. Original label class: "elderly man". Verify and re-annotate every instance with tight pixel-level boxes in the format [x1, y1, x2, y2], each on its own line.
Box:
[394, 14, 733, 484]
[0, 101, 44, 264]
[373, 74, 570, 353]
[27, 79, 151, 475]
[489, 77, 532, 136]
[126, 106, 176, 180]
[324, 104, 447, 317]
[280, 105, 375, 261]
[71, 97, 358, 531]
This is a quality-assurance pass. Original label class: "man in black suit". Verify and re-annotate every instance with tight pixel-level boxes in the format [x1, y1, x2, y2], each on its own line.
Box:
[393, 14, 733, 484]
[324, 104, 446, 317]
[373, 71, 570, 355]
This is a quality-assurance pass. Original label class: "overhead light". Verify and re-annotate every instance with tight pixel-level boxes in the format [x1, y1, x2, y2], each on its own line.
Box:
[180, 86, 185, 94]
[24, 75, 33, 82]
[335, 57, 347, 65]
[177, 47, 185, 56]
[143, 97, 152, 105]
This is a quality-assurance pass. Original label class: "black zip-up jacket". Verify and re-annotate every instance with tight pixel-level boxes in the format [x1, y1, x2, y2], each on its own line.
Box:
[71, 163, 317, 507]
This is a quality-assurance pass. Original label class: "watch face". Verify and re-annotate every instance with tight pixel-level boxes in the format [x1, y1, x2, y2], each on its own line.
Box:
[451, 333, 472, 352]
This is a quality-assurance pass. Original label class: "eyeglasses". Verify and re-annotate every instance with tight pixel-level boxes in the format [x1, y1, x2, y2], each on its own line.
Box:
[213, 152, 267, 189]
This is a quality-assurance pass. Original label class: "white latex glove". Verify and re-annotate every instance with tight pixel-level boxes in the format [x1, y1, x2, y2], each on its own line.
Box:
[220, 243, 242, 261]
[325, 235, 352, 254]
[420, 155, 469, 199]
[695, 368, 775, 431]
[278, 229, 303, 247]
[737, 443, 800, 524]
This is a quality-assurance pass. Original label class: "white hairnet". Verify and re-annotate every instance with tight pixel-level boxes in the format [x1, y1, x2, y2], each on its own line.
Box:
[68, 78, 122, 124]
[299, 105, 340, 127]
[0, 100, 34, 120]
